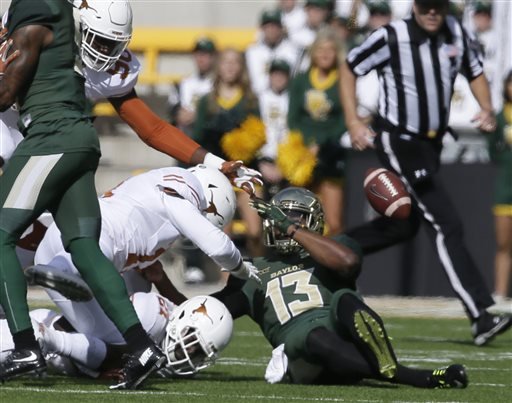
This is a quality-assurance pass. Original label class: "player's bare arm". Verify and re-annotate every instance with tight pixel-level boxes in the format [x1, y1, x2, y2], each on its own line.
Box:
[140, 261, 187, 305]
[0, 25, 53, 111]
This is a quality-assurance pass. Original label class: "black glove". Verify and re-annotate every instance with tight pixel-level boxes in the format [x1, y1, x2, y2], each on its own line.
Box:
[249, 198, 294, 234]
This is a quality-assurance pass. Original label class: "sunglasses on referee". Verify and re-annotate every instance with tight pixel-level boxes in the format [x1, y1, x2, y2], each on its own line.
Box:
[414, 0, 449, 15]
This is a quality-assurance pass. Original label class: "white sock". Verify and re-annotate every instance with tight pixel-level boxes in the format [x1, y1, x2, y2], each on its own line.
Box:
[42, 325, 107, 370]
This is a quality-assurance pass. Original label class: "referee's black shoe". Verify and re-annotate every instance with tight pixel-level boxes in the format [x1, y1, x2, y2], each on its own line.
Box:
[0, 348, 47, 381]
[472, 312, 512, 346]
[110, 344, 166, 390]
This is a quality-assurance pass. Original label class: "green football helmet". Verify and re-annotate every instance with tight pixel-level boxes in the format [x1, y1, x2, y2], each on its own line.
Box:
[264, 187, 324, 254]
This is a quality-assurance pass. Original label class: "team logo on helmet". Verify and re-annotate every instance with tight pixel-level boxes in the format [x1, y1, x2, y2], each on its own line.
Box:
[203, 188, 225, 222]
[79, 0, 98, 12]
[192, 299, 213, 324]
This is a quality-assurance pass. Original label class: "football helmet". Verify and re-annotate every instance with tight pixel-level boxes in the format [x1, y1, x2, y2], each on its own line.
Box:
[77, 0, 133, 72]
[188, 164, 236, 229]
[162, 296, 233, 375]
[264, 187, 324, 254]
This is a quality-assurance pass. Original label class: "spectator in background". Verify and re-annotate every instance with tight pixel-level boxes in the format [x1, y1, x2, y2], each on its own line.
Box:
[193, 49, 264, 257]
[258, 59, 291, 198]
[366, 1, 392, 32]
[471, 1, 497, 88]
[288, 28, 346, 235]
[168, 38, 217, 135]
[278, 0, 307, 40]
[246, 9, 299, 96]
[487, 71, 512, 301]
[291, 0, 332, 70]
[330, 14, 352, 59]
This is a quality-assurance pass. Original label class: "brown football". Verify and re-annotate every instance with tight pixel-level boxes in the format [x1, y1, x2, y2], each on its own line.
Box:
[364, 168, 411, 219]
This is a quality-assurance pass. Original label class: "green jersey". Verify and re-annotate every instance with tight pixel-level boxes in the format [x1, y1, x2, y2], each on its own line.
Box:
[242, 235, 362, 357]
[7, 0, 99, 155]
[287, 68, 346, 146]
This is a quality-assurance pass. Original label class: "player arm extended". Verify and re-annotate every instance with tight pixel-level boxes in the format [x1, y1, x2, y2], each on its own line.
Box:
[138, 260, 187, 305]
[108, 89, 207, 165]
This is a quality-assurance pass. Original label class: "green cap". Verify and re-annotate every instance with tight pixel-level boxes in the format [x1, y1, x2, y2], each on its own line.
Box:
[269, 59, 291, 74]
[367, 1, 392, 15]
[305, 0, 331, 9]
[260, 9, 282, 26]
[193, 38, 216, 53]
[474, 1, 492, 14]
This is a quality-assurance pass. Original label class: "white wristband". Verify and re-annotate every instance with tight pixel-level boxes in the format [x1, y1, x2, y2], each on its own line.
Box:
[203, 153, 226, 171]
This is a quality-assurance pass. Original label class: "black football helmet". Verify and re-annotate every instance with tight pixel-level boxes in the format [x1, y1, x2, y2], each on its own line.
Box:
[264, 187, 324, 254]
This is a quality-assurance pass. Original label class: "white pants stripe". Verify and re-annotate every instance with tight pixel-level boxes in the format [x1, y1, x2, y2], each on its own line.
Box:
[3, 154, 63, 210]
[381, 131, 480, 318]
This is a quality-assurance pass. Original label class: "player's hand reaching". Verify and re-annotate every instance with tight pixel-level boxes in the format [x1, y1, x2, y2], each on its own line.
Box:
[225, 260, 260, 283]
[220, 160, 263, 196]
[0, 38, 20, 75]
[249, 198, 294, 234]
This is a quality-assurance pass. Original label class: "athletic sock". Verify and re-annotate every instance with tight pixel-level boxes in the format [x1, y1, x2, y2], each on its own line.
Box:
[123, 323, 154, 352]
[12, 327, 39, 351]
[395, 363, 433, 388]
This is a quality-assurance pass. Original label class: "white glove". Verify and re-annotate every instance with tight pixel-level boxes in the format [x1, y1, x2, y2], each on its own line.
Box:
[224, 260, 260, 283]
[231, 163, 263, 194]
[265, 344, 288, 384]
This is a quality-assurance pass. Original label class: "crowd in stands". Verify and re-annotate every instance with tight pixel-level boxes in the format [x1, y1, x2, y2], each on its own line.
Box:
[162, 0, 508, 297]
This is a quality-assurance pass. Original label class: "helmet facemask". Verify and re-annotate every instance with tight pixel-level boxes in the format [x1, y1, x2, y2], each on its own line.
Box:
[263, 187, 324, 254]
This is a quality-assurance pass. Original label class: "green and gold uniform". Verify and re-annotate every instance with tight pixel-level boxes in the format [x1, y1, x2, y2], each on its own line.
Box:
[242, 235, 362, 360]
[487, 103, 512, 216]
[287, 68, 346, 179]
[0, 0, 139, 336]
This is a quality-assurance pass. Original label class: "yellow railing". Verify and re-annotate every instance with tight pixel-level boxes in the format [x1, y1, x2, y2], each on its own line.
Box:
[129, 27, 257, 85]
[93, 27, 257, 116]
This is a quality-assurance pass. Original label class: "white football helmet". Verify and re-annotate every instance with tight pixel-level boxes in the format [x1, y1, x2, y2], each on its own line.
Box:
[188, 164, 236, 229]
[77, 0, 133, 72]
[162, 296, 233, 375]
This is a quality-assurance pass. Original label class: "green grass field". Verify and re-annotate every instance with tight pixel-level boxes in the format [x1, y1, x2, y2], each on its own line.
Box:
[1, 312, 511, 403]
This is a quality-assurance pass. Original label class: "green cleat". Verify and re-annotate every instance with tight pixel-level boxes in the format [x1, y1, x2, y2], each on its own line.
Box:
[354, 310, 397, 379]
[429, 364, 468, 389]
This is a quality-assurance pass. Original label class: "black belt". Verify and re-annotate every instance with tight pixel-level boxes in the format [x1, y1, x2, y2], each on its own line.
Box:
[373, 117, 455, 141]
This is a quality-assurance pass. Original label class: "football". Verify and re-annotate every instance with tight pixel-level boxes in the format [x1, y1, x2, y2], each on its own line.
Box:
[364, 168, 411, 219]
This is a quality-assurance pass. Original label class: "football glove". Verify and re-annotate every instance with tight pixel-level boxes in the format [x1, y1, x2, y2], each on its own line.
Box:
[249, 198, 294, 234]
[265, 344, 288, 384]
[0, 38, 20, 75]
[223, 260, 260, 283]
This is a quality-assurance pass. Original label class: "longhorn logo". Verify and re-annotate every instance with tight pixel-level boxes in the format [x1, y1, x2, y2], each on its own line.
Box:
[192, 299, 213, 324]
[79, 0, 98, 13]
[204, 190, 224, 221]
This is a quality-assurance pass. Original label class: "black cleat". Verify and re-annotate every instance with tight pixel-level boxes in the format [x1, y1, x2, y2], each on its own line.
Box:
[109, 344, 166, 390]
[0, 348, 47, 381]
[472, 312, 512, 346]
[24, 265, 93, 302]
[429, 364, 468, 389]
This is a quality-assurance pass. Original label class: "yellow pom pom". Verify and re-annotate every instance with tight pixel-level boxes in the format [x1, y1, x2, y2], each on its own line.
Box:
[277, 131, 317, 187]
[220, 115, 266, 163]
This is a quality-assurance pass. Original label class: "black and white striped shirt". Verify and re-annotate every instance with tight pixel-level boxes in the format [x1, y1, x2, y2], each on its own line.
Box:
[347, 15, 484, 138]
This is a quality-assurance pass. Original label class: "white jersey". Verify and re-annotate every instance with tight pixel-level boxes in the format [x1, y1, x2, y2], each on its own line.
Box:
[281, 5, 307, 39]
[0, 107, 23, 163]
[83, 49, 141, 102]
[246, 39, 299, 95]
[36, 167, 242, 276]
[178, 73, 213, 111]
[258, 88, 289, 160]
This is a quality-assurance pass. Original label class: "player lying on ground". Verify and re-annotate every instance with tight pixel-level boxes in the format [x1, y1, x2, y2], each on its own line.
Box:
[33, 165, 258, 344]
[213, 187, 468, 388]
[0, 0, 262, 192]
[0, 293, 232, 379]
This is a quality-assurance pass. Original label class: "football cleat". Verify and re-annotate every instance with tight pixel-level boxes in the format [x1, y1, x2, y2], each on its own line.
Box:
[24, 265, 93, 302]
[429, 364, 468, 389]
[354, 310, 397, 379]
[109, 344, 166, 390]
[0, 348, 47, 381]
[472, 312, 512, 346]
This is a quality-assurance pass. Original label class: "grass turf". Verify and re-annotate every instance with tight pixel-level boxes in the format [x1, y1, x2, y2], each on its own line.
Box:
[1, 314, 510, 402]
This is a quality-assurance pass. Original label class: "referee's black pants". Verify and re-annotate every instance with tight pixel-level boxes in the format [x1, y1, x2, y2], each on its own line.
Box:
[346, 130, 494, 320]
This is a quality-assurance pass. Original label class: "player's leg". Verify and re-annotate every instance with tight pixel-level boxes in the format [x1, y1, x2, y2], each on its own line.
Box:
[332, 290, 397, 379]
[51, 153, 165, 388]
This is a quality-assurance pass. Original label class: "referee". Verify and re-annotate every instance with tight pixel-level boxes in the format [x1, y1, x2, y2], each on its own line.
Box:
[339, 0, 511, 346]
